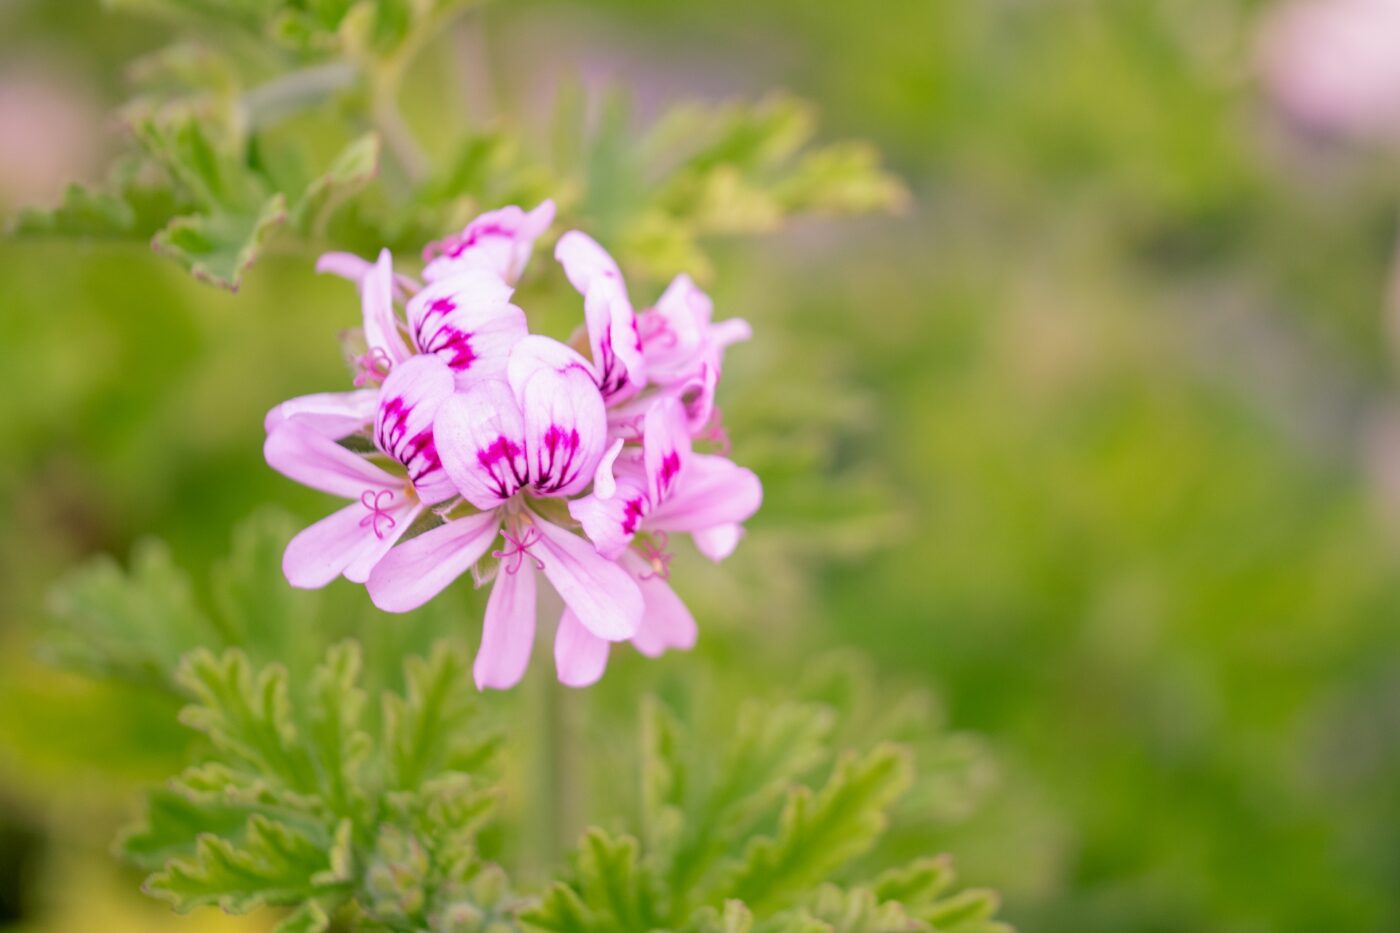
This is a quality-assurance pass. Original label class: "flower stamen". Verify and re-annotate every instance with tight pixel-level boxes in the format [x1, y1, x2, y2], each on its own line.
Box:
[638, 532, 673, 581]
[493, 524, 544, 574]
[359, 489, 397, 539]
[352, 346, 394, 387]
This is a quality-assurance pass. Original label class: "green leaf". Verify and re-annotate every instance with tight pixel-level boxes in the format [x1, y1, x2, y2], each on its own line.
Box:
[274, 900, 332, 933]
[306, 641, 372, 817]
[175, 648, 318, 795]
[772, 142, 910, 217]
[151, 192, 288, 291]
[42, 538, 217, 689]
[668, 702, 833, 901]
[117, 783, 264, 871]
[792, 885, 923, 933]
[209, 508, 319, 658]
[383, 642, 495, 792]
[523, 830, 660, 933]
[291, 133, 380, 235]
[12, 183, 136, 236]
[144, 813, 341, 913]
[871, 857, 956, 908]
[722, 744, 915, 915]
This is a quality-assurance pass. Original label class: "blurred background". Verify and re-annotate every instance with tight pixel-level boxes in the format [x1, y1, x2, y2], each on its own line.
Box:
[4, 0, 1400, 930]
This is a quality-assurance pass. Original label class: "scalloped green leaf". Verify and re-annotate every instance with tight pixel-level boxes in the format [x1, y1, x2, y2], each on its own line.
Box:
[721, 744, 914, 915]
[151, 192, 287, 290]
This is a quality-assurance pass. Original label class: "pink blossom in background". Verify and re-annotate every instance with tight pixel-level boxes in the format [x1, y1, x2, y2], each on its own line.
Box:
[1257, 0, 1400, 142]
[265, 204, 761, 690]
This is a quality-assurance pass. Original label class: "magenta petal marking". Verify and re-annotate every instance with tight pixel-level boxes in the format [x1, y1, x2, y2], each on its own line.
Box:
[377, 395, 444, 487]
[414, 296, 479, 371]
[477, 434, 527, 500]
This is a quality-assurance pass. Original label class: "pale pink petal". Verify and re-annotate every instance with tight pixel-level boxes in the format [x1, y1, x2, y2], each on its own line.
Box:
[593, 437, 626, 500]
[316, 252, 417, 298]
[475, 562, 537, 690]
[555, 230, 623, 294]
[367, 511, 501, 612]
[554, 609, 611, 687]
[568, 456, 648, 560]
[264, 421, 400, 499]
[692, 523, 744, 562]
[507, 336, 609, 498]
[434, 380, 527, 509]
[533, 517, 642, 641]
[647, 454, 762, 532]
[710, 317, 752, 350]
[623, 551, 698, 657]
[264, 389, 378, 438]
[283, 495, 416, 588]
[360, 249, 411, 365]
[404, 270, 525, 382]
[374, 355, 456, 504]
[644, 397, 692, 505]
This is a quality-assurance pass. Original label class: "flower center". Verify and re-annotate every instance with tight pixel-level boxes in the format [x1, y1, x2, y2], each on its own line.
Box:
[352, 346, 393, 387]
[493, 519, 544, 574]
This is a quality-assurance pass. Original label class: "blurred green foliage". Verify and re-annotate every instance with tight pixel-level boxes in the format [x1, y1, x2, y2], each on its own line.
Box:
[4, 0, 1400, 931]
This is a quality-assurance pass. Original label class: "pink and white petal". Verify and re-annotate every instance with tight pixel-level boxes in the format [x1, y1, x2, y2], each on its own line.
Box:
[568, 458, 648, 560]
[405, 270, 523, 380]
[554, 609, 611, 687]
[360, 249, 411, 365]
[643, 397, 692, 505]
[584, 280, 644, 401]
[622, 552, 698, 657]
[265, 421, 400, 499]
[533, 517, 642, 641]
[374, 355, 456, 504]
[367, 511, 501, 612]
[646, 454, 762, 532]
[555, 230, 623, 295]
[434, 380, 528, 509]
[508, 336, 609, 497]
[264, 388, 378, 438]
[692, 522, 745, 562]
[475, 562, 537, 690]
[282, 497, 410, 589]
[343, 500, 423, 583]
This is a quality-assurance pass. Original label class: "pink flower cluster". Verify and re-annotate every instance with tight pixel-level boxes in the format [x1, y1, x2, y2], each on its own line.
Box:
[264, 202, 761, 689]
